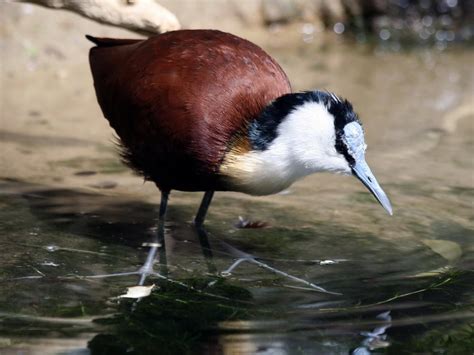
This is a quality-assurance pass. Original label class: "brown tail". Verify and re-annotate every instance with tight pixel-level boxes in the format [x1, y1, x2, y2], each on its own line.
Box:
[87, 35, 143, 127]
[85, 35, 142, 47]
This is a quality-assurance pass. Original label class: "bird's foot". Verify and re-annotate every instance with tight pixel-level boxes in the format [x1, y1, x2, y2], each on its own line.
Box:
[191, 224, 340, 295]
[218, 240, 341, 295]
[82, 242, 164, 287]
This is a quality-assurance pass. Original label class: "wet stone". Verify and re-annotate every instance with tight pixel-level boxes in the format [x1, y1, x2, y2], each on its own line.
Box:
[89, 181, 118, 189]
[74, 170, 97, 176]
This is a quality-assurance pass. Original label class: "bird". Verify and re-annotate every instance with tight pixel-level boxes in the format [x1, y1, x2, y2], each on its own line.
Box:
[86, 29, 392, 234]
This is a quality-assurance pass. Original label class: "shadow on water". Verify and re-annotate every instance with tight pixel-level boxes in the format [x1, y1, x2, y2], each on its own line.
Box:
[0, 178, 473, 354]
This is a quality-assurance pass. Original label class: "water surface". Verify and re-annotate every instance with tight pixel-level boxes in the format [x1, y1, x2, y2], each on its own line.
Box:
[1, 24, 473, 355]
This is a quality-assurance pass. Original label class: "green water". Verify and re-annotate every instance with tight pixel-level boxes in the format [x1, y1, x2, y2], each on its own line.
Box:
[0, 173, 473, 354]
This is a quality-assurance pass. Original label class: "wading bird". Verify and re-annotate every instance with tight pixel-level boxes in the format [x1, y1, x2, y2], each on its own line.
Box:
[86, 30, 392, 289]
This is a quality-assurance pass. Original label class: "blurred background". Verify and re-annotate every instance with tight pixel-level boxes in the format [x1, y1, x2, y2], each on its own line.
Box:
[1, 1, 473, 354]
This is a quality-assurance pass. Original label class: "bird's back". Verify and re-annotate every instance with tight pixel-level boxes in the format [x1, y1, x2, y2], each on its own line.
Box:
[88, 30, 291, 191]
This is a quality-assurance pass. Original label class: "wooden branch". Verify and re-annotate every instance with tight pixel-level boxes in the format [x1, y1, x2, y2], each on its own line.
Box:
[19, 0, 180, 35]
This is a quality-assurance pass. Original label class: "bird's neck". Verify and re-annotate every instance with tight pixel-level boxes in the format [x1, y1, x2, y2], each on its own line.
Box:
[219, 142, 311, 196]
[219, 92, 333, 195]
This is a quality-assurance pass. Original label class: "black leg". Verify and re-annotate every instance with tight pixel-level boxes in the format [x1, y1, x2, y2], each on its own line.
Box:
[157, 190, 169, 276]
[192, 191, 217, 273]
[158, 190, 170, 222]
[193, 191, 214, 228]
[138, 189, 169, 285]
[157, 189, 169, 246]
[195, 225, 217, 274]
[82, 190, 171, 286]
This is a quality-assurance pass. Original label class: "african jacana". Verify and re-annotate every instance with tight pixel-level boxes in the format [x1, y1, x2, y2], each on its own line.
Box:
[86, 30, 392, 231]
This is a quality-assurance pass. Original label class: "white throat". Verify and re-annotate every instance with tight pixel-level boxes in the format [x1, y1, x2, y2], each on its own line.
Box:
[220, 101, 351, 195]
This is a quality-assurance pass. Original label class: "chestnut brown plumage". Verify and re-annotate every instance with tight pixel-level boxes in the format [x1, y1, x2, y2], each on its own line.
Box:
[87, 29, 392, 231]
[88, 30, 290, 193]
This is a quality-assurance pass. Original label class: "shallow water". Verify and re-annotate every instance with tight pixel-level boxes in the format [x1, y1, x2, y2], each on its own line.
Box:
[1, 16, 474, 355]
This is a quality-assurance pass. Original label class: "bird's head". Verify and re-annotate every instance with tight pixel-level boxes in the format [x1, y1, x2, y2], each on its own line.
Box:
[234, 90, 392, 214]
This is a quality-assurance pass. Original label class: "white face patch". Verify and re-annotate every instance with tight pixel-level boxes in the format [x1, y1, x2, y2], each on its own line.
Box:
[220, 101, 354, 195]
[342, 122, 366, 163]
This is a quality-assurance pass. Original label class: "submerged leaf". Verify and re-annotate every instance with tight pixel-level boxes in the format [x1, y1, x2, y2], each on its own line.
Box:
[407, 266, 452, 278]
[422, 239, 462, 261]
[235, 216, 269, 229]
[118, 285, 155, 299]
